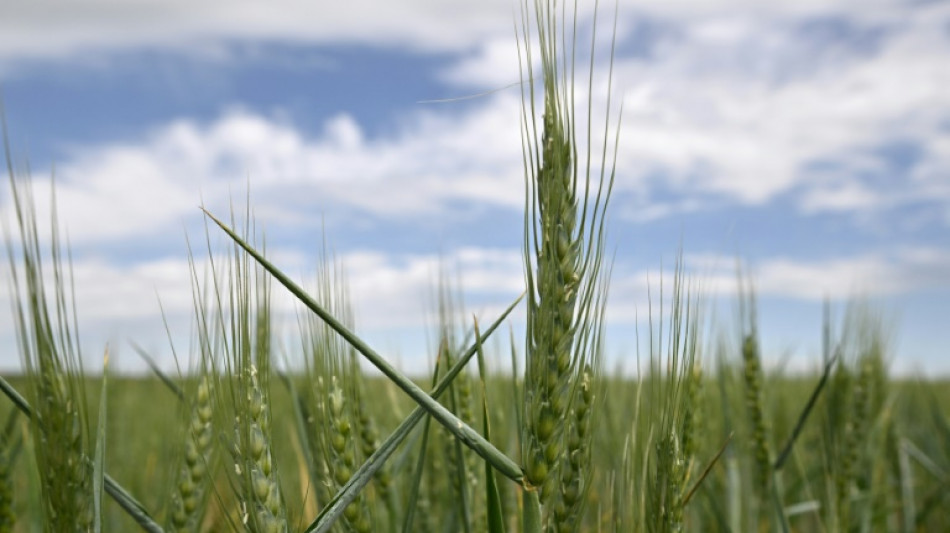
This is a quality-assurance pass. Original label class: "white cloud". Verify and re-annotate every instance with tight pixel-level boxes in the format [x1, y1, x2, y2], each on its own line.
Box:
[439, 37, 527, 90]
[343, 247, 524, 329]
[580, 248, 950, 374]
[678, 247, 950, 301]
[1, 98, 528, 246]
[0, 0, 911, 68]
[435, 2, 950, 219]
[2, 222, 946, 372]
[608, 3, 950, 211]
[0, 1, 518, 66]
[0, 242, 526, 371]
[798, 178, 882, 212]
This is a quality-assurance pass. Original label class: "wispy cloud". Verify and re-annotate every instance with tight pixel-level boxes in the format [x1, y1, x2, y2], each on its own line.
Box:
[680, 247, 950, 300]
[0, 244, 525, 370]
[4, 99, 527, 246]
[0, 1, 519, 66]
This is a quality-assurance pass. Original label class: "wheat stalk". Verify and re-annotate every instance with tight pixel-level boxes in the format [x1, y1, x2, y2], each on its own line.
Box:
[518, 1, 616, 529]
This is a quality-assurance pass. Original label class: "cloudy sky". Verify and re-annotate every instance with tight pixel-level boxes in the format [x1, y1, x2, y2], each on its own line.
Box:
[0, 0, 947, 375]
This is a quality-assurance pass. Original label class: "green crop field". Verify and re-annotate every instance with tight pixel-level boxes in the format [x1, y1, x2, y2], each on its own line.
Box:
[2, 370, 948, 532]
[1, 1, 948, 532]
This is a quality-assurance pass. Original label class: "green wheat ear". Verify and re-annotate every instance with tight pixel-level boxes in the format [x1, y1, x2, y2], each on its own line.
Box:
[4, 156, 95, 531]
[194, 209, 287, 533]
[302, 253, 373, 533]
[166, 375, 215, 533]
[518, 0, 617, 526]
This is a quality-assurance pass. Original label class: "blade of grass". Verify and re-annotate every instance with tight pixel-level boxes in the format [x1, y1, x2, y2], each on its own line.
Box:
[898, 438, 915, 533]
[102, 477, 164, 533]
[203, 207, 523, 481]
[130, 341, 184, 402]
[445, 348, 473, 533]
[475, 319, 506, 533]
[277, 370, 320, 498]
[402, 351, 443, 533]
[773, 353, 838, 471]
[402, 411, 435, 533]
[770, 474, 791, 533]
[903, 439, 947, 479]
[303, 293, 523, 533]
[681, 432, 733, 507]
[508, 327, 522, 453]
[93, 347, 109, 533]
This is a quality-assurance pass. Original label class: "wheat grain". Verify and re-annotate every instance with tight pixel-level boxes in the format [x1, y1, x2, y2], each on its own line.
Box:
[166, 376, 215, 533]
[742, 333, 771, 496]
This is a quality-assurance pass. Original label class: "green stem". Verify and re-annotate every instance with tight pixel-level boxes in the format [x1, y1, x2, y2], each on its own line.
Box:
[522, 489, 543, 533]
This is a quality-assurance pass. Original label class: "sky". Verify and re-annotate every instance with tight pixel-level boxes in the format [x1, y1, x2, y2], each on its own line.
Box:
[0, 0, 947, 376]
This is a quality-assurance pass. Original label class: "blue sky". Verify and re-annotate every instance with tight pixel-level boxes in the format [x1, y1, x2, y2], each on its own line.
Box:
[0, 0, 947, 375]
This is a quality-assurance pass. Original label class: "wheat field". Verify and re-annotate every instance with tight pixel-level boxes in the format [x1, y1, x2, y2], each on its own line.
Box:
[1, 1, 948, 532]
